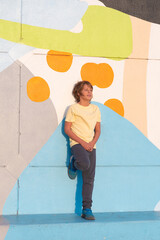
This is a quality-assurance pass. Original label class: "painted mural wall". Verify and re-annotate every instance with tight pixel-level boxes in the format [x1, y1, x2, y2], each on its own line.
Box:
[0, 0, 160, 239]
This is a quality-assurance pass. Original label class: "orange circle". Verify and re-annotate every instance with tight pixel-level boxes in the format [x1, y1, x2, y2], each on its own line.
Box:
[104, 99, 124, 116]
[27, 77, 50, 102]
[47, 50, 73, 72]
[81, 63, 114, 88]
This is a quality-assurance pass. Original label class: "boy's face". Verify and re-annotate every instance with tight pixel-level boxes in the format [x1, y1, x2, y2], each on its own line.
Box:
[79, 84, 93, 102]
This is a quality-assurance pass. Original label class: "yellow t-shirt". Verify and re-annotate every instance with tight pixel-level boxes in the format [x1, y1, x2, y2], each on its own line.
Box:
[65, 103, 101, 148]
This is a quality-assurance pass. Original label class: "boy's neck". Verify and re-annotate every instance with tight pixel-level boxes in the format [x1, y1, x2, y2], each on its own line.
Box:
[78, 99, 90, 106]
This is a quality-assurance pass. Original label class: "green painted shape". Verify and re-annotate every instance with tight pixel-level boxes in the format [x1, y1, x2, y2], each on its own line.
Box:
[0, 19, 21, 42]
[0, 6, 133, 59]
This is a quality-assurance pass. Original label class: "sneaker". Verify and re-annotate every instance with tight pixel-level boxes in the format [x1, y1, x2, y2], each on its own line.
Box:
[68, 155, 77, 179]
[81, 208, 95, 220]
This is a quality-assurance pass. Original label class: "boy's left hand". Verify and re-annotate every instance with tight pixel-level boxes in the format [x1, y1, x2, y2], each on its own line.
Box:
[88, 142, 94, 152]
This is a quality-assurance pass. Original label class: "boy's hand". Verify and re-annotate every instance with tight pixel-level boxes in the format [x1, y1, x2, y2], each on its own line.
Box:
[81, 141, 94, 152]
[88, 141, 95, 152]
[81, 141, 92, 152]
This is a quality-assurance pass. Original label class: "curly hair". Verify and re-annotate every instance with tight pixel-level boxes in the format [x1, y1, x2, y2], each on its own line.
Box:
[72, 81, 93, 103]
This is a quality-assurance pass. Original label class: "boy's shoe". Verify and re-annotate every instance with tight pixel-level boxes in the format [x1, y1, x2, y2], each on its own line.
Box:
[81, 208, 95, 220]
[68, 155, 77, 179]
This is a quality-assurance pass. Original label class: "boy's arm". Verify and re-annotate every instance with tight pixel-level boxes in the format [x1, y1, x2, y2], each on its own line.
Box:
[64, 121, 92, 151]
[89, 122, 101, 151]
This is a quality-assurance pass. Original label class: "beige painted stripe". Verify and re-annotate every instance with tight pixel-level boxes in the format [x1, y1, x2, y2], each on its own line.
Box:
[0, 225, 10, 240]
[0, 168, 17, 239]
[123, 17, 151, 136]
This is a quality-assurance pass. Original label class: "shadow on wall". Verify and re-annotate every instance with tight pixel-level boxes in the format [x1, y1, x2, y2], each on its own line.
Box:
[61, 118, 71, 167]
[61, 116, 83, 216]
[75, 171, 83, 216]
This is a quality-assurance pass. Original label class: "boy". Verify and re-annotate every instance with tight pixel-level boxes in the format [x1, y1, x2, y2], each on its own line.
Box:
[64, 81, 101, 220]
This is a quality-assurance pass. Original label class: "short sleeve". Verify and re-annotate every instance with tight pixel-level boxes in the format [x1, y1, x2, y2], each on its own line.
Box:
[65, 106, 75, 122]
[97, 107, 101, 122]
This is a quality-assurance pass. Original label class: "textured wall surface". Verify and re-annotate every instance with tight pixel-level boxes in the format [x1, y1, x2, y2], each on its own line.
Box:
[0, 0, 160, 239]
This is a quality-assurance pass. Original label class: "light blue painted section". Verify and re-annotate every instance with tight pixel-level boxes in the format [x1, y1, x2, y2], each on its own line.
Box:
[93, 167, 160, 212]
[18, 168, 77, 214]
[0, 38, 15, 52]
[3, 182, 18, 215]
[9, 44, 34, 60]
[29, 102, 160, 167]
[0, 0, 88, 30]
[3, 102, 160, 215]
[0, 53, 14, 72]
[3, 166, 160, 215]
[2, 212, 160, 240]
[97, 104, 160, 166]
[0, 39, 34, 72]
[0, 0, 21, 23]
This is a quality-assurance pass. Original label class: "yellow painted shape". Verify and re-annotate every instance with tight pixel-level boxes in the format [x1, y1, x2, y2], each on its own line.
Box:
[81, 63, 114, 88]
[27, 77, 50, 102]
[104, 99, 124, 117]
[0, 19, 21, 42]
[46, 50, 73, 72]
[0, 6, 132, 59]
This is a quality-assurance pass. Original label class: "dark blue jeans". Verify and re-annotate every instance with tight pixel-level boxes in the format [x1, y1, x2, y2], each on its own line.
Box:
[71, 144, 96, 209]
